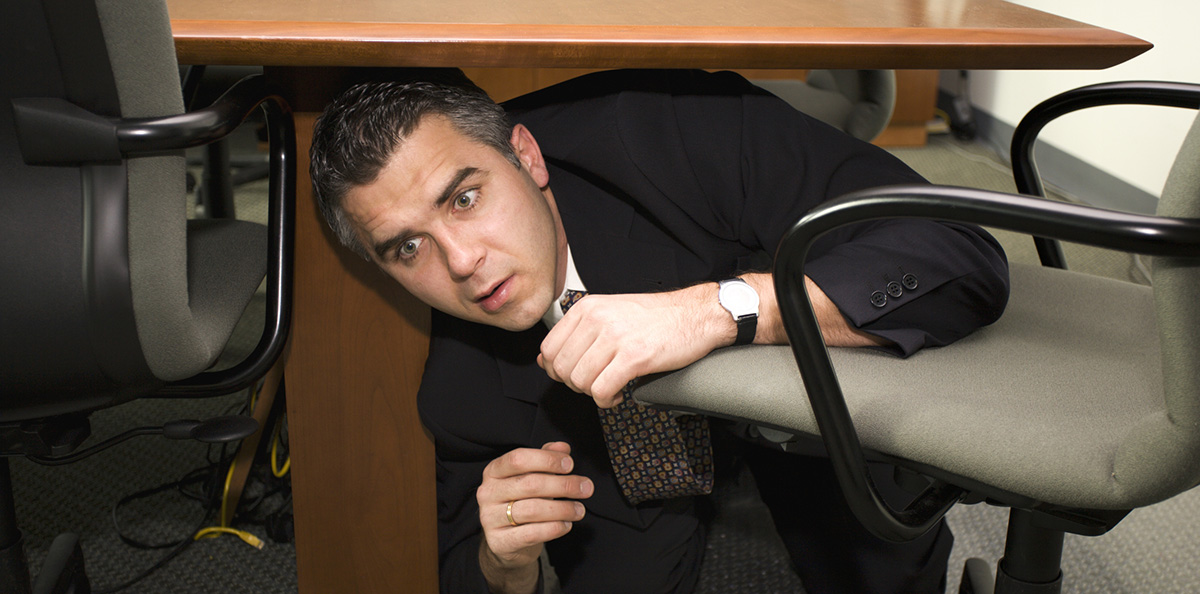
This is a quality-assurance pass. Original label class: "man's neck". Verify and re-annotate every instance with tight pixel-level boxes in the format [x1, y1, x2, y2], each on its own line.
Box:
[542, 245, 585, 329]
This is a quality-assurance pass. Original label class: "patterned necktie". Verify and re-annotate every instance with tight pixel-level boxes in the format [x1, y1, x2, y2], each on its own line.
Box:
[559, 289, 714, 505]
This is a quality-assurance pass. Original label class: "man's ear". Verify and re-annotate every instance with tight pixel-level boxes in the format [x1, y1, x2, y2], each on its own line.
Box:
[510, 124, 550, 188]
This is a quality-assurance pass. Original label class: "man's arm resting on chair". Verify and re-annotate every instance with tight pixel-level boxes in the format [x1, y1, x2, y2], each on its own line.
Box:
[537, 271, 888, 408]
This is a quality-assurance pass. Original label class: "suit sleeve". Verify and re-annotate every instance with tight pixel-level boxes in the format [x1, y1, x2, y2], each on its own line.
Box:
[418, 312, 546, 594]
[619, 70, 1010, 356]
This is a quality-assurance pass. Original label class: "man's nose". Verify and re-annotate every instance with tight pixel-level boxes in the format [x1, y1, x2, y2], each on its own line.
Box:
[440, 232, 483, 280]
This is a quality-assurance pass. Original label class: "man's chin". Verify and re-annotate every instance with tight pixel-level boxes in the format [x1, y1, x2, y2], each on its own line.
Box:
[496, 318, 541, 332]
[451, 307, 543, 332]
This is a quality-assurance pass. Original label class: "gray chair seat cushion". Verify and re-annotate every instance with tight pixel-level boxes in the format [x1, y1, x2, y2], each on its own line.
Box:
[635, 263, 1182, 511]
[183, 218, 269, 372]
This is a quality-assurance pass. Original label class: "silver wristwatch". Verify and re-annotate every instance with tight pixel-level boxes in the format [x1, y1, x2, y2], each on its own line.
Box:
[718, 277, 759, 346]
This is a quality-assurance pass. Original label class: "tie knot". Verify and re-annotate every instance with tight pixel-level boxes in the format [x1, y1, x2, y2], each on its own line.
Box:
[560, 289, 587, 314]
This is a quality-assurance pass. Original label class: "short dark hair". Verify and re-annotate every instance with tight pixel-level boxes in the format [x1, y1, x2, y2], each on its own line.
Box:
[309, 72, 518, 259]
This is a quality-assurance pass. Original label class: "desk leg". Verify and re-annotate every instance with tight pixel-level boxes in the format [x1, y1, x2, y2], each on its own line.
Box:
[285, 110, 438, 593]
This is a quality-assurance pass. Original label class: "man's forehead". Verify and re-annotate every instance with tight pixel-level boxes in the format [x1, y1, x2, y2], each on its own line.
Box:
[344, 121, 494, 235]
[390, 116, 496, 188]
[349, 119, 458, 205]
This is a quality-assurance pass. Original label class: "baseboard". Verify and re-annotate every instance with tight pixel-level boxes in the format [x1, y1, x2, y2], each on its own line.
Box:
[937, 90, 1158, 215]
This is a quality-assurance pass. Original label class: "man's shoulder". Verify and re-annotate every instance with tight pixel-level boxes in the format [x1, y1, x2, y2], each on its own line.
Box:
[503, 69, 763, 116]
[502, 69, 760, 180]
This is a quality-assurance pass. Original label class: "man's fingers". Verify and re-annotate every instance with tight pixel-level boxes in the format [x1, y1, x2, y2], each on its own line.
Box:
[477, 444, 591, 566]
[479, 485, 591, 559]
[483, 446, 574, 480]
[539, 307, 583, 370]
[541, 324, 605, 391]
[496, 498, 587, 530]
[479, 472, 594, 506]
[589, 371, 628, 408]
[566, 346, 619, 397]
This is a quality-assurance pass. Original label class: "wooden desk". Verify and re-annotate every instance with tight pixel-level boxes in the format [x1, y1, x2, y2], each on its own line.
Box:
[165, 1, 1148, 592]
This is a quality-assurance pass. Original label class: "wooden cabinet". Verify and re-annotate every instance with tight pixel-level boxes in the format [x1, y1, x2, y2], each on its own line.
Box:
[873, 70, 939, 147]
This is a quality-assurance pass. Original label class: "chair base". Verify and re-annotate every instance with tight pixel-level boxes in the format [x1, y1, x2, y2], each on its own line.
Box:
[961, 558, 1065, 594]
[1, 460, 91, 594]
[959, 508, 1066, 594]
[32, 534, 89, 594]
[0, 530, 33, 594]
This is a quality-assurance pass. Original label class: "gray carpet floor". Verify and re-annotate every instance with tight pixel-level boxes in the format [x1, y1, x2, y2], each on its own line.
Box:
[10, 131, 1199, 593]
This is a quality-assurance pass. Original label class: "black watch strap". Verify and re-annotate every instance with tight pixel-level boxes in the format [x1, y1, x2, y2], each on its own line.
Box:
[733, 313, 757, 346]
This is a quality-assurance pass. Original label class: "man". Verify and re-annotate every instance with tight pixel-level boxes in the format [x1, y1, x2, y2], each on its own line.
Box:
[309, 68, 1009, 594]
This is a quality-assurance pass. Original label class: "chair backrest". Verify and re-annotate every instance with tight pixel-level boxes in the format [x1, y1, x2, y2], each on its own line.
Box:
[1128, 111, 1200, 496]
[2, 0, 148, 412]
[93, 0, 218, 382]
[1, 0, 263, 421]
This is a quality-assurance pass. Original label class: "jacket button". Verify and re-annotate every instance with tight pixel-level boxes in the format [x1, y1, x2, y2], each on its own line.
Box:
[903, 274, 919, 290]
[886, 281, 903, 298]
[870, 291, 887, 308]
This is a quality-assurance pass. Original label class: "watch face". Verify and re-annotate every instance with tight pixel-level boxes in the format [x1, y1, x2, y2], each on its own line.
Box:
[720, 280, 760, 315]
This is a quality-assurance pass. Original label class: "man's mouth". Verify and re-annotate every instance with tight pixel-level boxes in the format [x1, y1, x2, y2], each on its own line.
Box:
[476, 277, 512, 313]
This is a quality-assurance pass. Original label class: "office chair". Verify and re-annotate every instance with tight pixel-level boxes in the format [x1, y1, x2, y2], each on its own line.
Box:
[635, 81, 1200, 593]
[1, 0, 295, 592]
[752, 70, 896, 141]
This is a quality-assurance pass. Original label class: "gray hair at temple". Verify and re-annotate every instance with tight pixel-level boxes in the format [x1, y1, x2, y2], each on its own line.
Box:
[309, 73, 519, 260]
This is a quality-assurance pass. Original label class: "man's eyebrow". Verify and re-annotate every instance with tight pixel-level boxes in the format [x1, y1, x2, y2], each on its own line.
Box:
[371, 166, 480, 261]
[434, 166, 480, 208]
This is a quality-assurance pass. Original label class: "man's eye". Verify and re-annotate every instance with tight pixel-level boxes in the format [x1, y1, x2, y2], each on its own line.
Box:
[398, 237, 423, 259]
[454, 189, 479, 210]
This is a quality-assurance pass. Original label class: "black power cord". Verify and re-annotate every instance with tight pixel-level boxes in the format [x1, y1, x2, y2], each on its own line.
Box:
[93, 465, 222, 593]
[91, 388, 293, 592]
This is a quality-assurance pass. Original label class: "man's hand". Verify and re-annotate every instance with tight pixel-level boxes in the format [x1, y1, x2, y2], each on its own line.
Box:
[537, 285, 732, 407]
[476, 442, 594, 594]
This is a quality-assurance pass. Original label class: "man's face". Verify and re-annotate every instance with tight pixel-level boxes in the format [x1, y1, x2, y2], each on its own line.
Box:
[343, 116, 566, 331]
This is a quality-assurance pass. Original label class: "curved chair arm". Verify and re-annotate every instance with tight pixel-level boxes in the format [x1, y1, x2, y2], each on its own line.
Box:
[774, 184, 1200, 542]
[159, 76, 296, 396]
[112, 75, 287, 155]
[1009, 81, 1200, 268]
[12, 75, 284, 161]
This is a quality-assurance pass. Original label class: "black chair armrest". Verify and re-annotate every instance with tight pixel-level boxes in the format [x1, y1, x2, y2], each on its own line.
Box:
[774, 183, 1200, 542]
[10, 97, 123, 164]
[159, 75, 296, 396]
[12, 75, 286, 164]
[1009, 81, 1200, 268]
[112, 75, 287, 155]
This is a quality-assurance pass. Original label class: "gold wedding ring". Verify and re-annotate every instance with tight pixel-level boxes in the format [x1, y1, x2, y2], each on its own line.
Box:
[506, 500, 520, 527]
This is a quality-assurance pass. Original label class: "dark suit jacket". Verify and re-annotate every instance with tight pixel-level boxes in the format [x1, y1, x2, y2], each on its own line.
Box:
[418, 70, 1010, 593]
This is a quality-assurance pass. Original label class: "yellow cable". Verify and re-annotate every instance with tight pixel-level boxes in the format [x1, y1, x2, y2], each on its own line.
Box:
[217, 460, 236, 527]
[193, 382, 270, 550]
[194, 462, 263, 549]
[270, 416, 290, 478]
[247, 383, 259, 414]
[194, 526, 264, 550]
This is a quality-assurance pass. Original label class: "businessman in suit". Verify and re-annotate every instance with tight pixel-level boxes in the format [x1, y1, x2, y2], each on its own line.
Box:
[308, 69, 1010, 594]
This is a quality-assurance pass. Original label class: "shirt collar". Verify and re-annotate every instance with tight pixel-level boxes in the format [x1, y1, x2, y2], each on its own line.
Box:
[542, 245, 586, 329]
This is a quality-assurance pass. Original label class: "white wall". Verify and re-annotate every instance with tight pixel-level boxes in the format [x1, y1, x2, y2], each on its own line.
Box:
[951, 0, 1200, 199]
